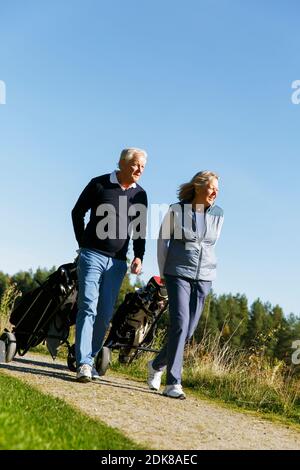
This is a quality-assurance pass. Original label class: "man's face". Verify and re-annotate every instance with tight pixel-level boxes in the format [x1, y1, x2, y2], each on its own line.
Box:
[120, 153, 146, 184]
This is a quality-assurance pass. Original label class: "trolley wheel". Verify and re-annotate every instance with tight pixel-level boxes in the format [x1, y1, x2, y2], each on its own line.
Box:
[67, 344, 77, 372]
[95, 346, 112, 376]
[0, 331, 17, 363]
[119, 348, 138, 364]
[118, 352, 131, 364]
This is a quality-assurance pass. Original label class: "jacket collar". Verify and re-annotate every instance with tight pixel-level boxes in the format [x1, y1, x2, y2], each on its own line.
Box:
[110, 171, 137, 190]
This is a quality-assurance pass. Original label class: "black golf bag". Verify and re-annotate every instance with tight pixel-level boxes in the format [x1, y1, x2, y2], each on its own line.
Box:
[0, 263, 78, 363]
[95, 275, 168, 375]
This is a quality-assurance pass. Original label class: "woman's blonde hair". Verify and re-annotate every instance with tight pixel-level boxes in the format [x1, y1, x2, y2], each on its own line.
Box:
[178, 171, 219, 202]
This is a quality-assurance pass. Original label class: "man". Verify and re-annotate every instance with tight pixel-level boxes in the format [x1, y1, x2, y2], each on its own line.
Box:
[72, 148, 148, 382]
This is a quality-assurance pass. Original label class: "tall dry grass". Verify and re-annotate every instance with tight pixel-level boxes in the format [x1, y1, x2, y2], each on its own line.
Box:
[112, 326, 300, 421]
[0, 283, 21, 332]
[183, 332, 300, 418]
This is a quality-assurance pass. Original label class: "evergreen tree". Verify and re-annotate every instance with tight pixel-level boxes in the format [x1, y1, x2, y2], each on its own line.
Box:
[245, 299, 282, 358]
[266, 304, 285, 357]
[11, 270, 36, 295]
[246, 298, 269, 347]
[11, 267, 57, 296]
[274, 313, 300, 363]
[211, 293, 248, 347]
[33, 266, 56, 286]
[114, 270, 135, 310]
[194, 291, 219, 341]
[229, 294, 249, 347]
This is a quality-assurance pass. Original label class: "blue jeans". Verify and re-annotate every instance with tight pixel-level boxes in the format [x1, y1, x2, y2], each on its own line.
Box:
[75, 248, 127, 367]
[153, 275, 212, 385]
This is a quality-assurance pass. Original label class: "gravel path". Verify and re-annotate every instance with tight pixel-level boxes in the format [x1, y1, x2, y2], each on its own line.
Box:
[1, 353, 300, 450]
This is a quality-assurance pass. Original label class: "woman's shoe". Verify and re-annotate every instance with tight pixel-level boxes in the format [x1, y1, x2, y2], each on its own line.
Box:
[162, 384, 186, 399]
[147, 360, 164, 390]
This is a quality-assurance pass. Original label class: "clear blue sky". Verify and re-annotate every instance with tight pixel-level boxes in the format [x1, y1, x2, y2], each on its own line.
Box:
[1, 0, 299, 316]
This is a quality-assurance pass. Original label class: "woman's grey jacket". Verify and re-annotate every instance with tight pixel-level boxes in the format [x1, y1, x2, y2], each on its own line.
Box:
[157, 201, 224, 281]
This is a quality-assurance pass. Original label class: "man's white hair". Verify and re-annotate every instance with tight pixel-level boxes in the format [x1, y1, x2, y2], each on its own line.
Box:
[118, 148, 148, 167]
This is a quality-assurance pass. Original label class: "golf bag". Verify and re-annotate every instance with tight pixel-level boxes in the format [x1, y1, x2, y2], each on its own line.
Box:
[4, 263, 78, 360]
[95, 275, 168, 375]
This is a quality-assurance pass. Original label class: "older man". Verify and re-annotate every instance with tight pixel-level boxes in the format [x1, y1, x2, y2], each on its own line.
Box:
[72, 148, 148, 382]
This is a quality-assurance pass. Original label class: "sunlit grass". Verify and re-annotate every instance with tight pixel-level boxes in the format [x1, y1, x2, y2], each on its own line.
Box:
[0, 372, 143, 450]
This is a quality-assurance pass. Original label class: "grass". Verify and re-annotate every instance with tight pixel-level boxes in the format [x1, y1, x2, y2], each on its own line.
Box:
[182, 337, 300, 422]
[108, 332, 300, 428]
[30, 329, 300, 426]
[0, 372, 143, 450]
[0, 283, 21, 332]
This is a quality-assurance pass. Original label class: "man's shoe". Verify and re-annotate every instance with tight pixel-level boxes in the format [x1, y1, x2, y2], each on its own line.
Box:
[92, 366, 100, 380]
[76, 364, 92, 382]
[163, 384, 186, 399]
[147, 360, 164, 391]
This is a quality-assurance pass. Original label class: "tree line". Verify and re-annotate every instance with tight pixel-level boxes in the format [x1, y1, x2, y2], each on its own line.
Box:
[1, 267, 299, 363]
[194, 292, 300, 363]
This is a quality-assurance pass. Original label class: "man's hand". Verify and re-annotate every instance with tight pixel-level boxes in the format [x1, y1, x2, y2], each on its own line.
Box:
[131, 257, 142, 275]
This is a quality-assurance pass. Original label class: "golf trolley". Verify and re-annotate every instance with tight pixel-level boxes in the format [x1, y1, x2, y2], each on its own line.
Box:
[93, 275, 168, 376]
[0, 263, 77, 364]
[0, 265, 168, 379]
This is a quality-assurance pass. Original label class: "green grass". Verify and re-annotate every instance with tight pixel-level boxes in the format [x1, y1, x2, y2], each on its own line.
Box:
[0, 372, 143, 450]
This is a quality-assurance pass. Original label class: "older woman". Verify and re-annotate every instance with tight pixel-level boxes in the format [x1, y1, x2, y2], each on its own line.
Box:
[147, 171, 224, 399]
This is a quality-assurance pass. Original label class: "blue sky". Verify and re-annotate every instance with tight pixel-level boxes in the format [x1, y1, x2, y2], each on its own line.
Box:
[0, 0, 299, 316]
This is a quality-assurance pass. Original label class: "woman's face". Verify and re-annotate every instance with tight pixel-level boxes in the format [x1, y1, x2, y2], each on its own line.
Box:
[196, 177, 219, 207]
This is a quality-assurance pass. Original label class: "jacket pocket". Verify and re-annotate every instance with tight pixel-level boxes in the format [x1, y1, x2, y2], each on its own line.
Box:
[201, 244, 217, 270]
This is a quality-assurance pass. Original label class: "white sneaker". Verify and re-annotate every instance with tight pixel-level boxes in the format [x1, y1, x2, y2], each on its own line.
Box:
[147, 360, 165, 391]
[92, 366, 100, 380]
[76, 364, 92, 382]
[163, 384, 186, 399]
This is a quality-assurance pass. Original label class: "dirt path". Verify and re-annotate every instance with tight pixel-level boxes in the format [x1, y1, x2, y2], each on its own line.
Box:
[1, 353, 300, 450]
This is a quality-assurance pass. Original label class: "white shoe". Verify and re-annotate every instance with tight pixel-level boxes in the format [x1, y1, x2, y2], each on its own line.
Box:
[76, 364, 92, 382]
[147, 360, 164, 391]
[92, 366, 100, 380]
[163, 384, 186, 399]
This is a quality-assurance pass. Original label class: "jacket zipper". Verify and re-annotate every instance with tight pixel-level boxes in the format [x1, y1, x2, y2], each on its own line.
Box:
[195, 207, 209, 280]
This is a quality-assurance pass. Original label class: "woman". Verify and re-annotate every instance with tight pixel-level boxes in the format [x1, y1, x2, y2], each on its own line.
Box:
[147, 171, 224, 399]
